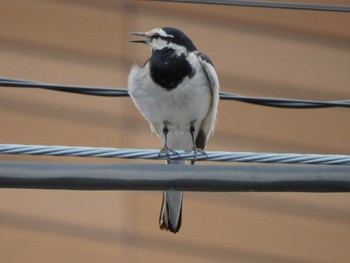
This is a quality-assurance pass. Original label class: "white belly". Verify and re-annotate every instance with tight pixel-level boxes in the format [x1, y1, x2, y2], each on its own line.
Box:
[128, 63, 211, 149]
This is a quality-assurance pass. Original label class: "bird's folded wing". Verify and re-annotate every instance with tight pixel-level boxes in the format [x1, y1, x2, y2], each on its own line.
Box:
[197, 52, 220, 141]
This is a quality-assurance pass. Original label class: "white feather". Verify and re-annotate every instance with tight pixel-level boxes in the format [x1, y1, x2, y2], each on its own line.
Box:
[128, 51, 217, 150]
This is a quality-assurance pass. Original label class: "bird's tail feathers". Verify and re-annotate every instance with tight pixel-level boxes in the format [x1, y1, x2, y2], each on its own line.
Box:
[159, 159, 185, 233]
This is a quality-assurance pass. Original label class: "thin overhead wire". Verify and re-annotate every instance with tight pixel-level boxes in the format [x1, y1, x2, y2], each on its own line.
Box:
[1, 77, 349, 109]
[1, 161, 349, 192]
[1, 144, 350, 165]
[157, 0, 350, 12]
[0, 78, 128, 97]
[219, 92, 350, 109]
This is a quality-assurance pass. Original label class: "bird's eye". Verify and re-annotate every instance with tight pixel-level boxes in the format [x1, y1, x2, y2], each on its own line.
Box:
[152, 33, 161, 39]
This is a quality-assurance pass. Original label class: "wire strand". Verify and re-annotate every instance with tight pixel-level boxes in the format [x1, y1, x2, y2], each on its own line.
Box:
[156, 0, 350, 12]
[0, 78, 128, 97]
[1, 77, 349, 109]
[1, 144, 350, 165]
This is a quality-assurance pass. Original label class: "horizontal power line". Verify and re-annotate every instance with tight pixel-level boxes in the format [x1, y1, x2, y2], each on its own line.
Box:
[0, 78, 128, 97]
[1, 161, 349, 192]
[157, 0, 350, 12]
[1, 144, 350, 165]
[1, 77, 349, 108]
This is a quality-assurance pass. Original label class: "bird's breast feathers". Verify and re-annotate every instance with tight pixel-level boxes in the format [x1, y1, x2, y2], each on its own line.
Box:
[128, 53, 211, 130]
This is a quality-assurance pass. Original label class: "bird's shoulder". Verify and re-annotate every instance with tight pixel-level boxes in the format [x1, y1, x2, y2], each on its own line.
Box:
[196, 51, 219, 93]
[197, 52, 215, 68]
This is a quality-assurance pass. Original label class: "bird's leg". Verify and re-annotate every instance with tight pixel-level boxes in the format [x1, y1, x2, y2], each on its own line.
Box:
[189, 125, 197, 165]
[158, 125, 179, 163]
[187, 124, 207, 165]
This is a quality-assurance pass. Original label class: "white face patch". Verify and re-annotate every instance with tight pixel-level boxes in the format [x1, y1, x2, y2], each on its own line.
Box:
[151, 38, 168, 50]
[145, 28, 175, 51]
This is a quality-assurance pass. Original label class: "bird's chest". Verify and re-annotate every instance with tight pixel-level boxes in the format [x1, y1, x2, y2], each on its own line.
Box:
[128, 51, 211, 131]
[133, 69, 211, 129]
[149, 49, 195, 90]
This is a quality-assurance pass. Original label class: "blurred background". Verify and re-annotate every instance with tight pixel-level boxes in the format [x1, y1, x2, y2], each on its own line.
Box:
[0, 0, 349, 262]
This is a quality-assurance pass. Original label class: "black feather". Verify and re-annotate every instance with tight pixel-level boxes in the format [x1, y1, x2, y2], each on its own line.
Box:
[195, 129, 207, 150]
[150, 48, 195, 90]
[162, 27, 197, 52]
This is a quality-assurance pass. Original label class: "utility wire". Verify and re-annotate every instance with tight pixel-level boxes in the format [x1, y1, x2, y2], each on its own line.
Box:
[0, 78, 128, 97]
[1, 77, 349, 109]
[1, 161, 349, 192]
[1, 144, 350, 165]
[157, 0, 350, 12]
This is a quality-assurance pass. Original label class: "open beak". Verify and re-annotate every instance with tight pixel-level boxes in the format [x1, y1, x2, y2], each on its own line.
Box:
[129, 32, 149, 44]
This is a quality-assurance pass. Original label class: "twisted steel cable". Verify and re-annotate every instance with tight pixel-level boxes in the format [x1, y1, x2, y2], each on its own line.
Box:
[1, 144, 350, 165]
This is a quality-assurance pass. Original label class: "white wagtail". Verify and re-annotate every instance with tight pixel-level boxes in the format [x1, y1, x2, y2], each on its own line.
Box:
[128, 27, 219, 233]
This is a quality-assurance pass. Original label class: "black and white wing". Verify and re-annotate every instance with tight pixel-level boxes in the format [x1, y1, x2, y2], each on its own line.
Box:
[196, 52, 220, 149]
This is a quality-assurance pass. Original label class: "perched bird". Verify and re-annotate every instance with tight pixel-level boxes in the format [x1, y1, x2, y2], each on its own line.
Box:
[128, 27, 219, 233]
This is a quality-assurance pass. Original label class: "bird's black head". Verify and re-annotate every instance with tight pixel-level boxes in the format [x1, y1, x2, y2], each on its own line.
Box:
[130, 27, 197, 53]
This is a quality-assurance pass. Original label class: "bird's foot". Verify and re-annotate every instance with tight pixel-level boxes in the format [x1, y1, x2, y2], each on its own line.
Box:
[158, 146, 180, 162]
[185, 147, 207, 165]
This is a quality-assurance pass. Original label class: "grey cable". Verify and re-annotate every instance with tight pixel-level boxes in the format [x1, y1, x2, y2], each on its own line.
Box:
[158, 0, 350, 12]
[1, 144, 350, 165]
[1, 161, 349, 192]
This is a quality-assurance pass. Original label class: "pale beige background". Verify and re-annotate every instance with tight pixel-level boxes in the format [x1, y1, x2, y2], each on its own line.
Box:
[0, 0, 349, 262]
